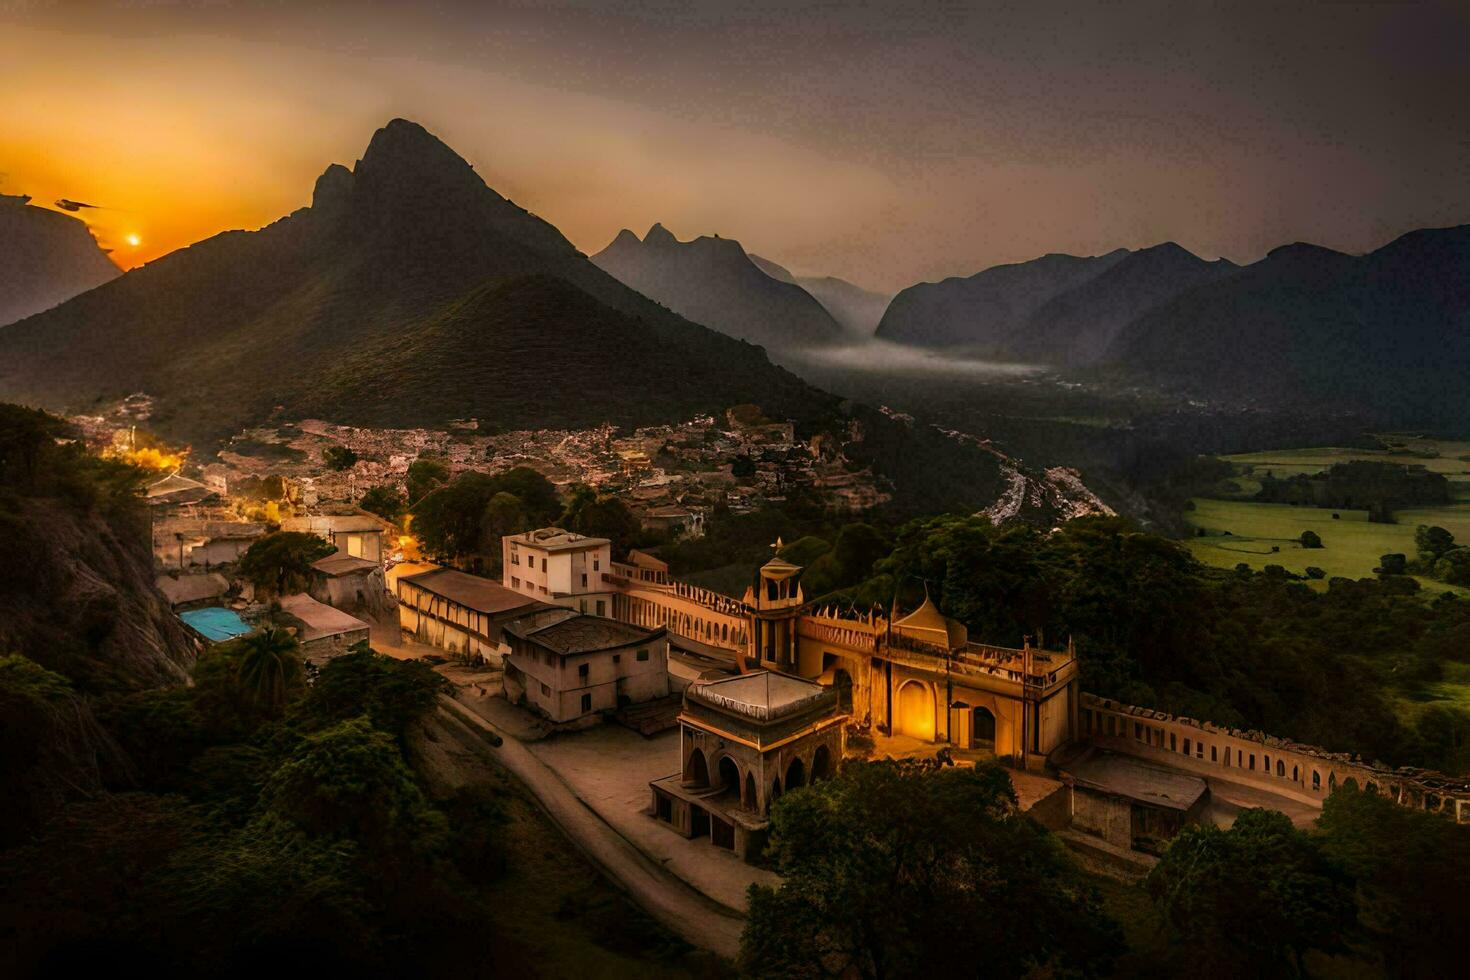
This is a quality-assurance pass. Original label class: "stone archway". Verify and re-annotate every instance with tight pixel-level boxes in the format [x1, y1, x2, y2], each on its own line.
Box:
[744, 772, 757, 810]
[833, 668, 854, 713]
[786, 756, 806, 790]
[717, 755, 740, 796]
[971, 706, 997, 750]
[684, 748, 709, 788]
[896, 680, 935, 741]
[811, 744, 834, 782]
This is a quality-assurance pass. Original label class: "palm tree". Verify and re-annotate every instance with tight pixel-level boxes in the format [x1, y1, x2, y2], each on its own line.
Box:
[236, 628, 303, 713]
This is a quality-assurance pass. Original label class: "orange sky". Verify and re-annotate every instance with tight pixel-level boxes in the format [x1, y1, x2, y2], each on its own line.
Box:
[3, 3, 1467, 290]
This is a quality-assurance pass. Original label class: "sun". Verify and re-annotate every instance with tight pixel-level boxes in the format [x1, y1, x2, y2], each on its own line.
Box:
[125, 233, 141, 247]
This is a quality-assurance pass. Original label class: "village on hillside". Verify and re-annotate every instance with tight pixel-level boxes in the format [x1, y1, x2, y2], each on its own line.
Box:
[69, 390, 1469, 925]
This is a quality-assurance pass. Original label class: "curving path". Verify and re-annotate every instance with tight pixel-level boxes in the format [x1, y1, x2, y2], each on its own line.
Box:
[438, 697, 746, 959]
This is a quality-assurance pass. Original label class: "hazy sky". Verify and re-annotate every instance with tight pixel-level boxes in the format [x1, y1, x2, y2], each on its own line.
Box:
[3, 1, 1467, 290]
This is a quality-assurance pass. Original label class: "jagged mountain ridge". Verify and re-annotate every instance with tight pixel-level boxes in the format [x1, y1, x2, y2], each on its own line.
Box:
[591, 224, 846, 350]
[874, 249, 1131, 351]
[748, 254, 892, 335]
[0, 194, 119, 327]
[0, 120, 1094, 521]
[0, 121, 833, 446]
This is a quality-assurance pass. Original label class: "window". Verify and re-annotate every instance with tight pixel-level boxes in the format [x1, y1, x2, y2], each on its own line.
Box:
[1211, 746, 1217, 762]
[1312, 770, 1322, 790]
[512, 552, 520, 565]
[346, 533, 363, 558]
[1196, 742, 1204, 759]
[596, 600, 606, 617]
[1183, 738, 1190, 756]
[542, 557, 548, 571]
[1134, 722, 1143, 740]
[511, 576, 521, 588]
[1249, 754, 1256, 771]
[581, 693, 592, 713]
[613, 654, 621, 664]
[578, 663, 589, 679]
[540, 683, 550, 696]
[636, 648, 649, 662]
[581, 573, 588, 587]
[593, 559, 600, 571]
[1169, 733, 1177, 752]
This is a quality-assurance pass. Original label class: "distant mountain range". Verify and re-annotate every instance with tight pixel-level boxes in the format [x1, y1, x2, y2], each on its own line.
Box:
[591, 224, 846, 350]
[0, 120, 1096, 520]
[1110, 227, 1470, 424]
[748, 254, 891, 335]
[875, 249, 1131, 352]
[0, 193, 119, 327]
[0, 121, 833, 446]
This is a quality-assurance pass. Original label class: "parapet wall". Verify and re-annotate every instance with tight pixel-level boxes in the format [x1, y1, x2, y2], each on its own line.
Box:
[1080, 693, 1470, 823]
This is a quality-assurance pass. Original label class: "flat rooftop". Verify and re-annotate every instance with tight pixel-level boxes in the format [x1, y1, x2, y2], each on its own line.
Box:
[506, 609, 661, 656]
[278, 593, 370, 641]
[399, 566, 541, 615]
[312, 554, 381, 577]
[1066, 751, 1208, 812]
[690, 670, 829, 721]
[510, 527, 610, 553]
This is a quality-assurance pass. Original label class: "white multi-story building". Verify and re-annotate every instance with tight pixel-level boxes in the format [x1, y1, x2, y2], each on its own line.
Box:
[502, 607, 669, 723]
[502, 527, 614, 617]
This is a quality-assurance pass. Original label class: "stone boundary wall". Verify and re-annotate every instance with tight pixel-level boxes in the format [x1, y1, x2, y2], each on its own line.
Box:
[1080, 693, 1470, 823]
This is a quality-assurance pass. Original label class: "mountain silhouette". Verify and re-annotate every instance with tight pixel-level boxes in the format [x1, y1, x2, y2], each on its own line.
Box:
[749, 254, 891, 335]
[1106, 226, 1470, 424]
[0, 120, 831, 445]
[0, 194, 119, 327]
[592, 225, 845, 350]
[1011, 243, 1239, 366]
[874, 249, 1130, 351]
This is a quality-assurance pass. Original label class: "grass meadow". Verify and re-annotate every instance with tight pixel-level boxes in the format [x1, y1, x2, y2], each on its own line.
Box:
[1184, 436, 1470, 594]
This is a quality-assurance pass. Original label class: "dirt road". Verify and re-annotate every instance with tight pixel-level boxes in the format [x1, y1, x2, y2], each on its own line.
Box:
[440, 698, 746, 959]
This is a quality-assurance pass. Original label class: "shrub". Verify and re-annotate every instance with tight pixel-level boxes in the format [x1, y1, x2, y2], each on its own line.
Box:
[1299, 530, 1323, 549]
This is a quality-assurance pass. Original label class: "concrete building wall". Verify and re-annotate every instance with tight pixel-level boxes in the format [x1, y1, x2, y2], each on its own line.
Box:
[508, 634, 669, 723]
[1071, 788, 1133, 850]
[300, 626, 370, 666]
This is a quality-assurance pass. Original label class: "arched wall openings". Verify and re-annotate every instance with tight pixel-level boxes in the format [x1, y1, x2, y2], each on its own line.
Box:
[896, 680, 935, 741]
[685, 748, 709, 788]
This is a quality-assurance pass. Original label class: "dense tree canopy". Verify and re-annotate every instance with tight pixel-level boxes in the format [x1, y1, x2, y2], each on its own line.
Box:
[410, 467, 560, 570]
[1147, 808, 1357, 977]
[0, 645, 501, 975]
[236, 531, 335, 597]
[358, 484, 406, 524]
[404, 456, 449, 504]
[1316, 783, 1470, 977]
[742, 759, 1120, 979]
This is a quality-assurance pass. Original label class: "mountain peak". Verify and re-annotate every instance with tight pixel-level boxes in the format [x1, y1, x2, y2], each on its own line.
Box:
[352, 118, 491, 205]
[311, 163, 355, 216]
[644, 222, 677, 246]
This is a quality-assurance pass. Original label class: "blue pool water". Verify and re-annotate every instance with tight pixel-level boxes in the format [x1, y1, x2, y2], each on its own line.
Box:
[178, 606, 254, 643]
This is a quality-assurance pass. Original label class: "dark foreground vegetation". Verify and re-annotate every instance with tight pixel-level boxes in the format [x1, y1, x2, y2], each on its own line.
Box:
[744, 760, 1470, 980]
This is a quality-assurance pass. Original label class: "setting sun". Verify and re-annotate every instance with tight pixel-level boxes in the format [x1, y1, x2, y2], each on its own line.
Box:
[125, 233, 141, 247]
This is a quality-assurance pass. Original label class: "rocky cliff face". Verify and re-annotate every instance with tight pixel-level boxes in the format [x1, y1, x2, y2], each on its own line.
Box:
[0, 196, 119, 327]
[0, 495, 194, 693]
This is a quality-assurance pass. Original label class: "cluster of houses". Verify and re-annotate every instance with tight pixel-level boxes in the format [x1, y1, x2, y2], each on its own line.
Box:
[147, 471, 388, 666]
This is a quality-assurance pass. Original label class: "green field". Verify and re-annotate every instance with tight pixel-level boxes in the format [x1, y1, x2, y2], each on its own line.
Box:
[1184, 497, 1470, 594]
[1222, 436, 1470, 499]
